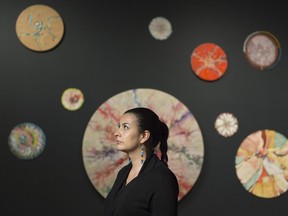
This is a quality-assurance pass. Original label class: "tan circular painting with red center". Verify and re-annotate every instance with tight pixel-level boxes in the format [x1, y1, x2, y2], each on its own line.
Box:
[191, 43, 228, 81]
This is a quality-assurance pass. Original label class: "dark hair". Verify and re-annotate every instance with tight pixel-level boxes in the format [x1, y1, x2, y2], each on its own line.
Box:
[124, 107, 169, 165]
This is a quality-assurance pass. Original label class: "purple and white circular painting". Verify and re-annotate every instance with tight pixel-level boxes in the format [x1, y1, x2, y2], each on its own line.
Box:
[82, 88, 204, 201]
[243, 31, 281, 70]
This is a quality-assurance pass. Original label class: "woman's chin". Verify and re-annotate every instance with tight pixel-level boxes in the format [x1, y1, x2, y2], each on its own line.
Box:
[116, 145, 125, 151]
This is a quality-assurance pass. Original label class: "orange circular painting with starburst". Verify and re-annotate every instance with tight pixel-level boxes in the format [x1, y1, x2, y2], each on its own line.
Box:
[191, 42, 228, 81]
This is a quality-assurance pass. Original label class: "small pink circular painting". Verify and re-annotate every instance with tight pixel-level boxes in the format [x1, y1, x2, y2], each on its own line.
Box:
[82, 88, 204, 201]
[235, 129, 288, 198]
[243, 31, 281, 70]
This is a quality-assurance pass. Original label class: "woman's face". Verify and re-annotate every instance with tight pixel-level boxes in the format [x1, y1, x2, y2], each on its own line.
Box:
[114, 113, 142, 153]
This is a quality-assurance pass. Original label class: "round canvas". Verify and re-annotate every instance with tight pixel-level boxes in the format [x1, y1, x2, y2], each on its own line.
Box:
[191, 42, 228, 81]
[148, 17, 172, 40]
[235, 129, 288, 198]
[15, 4, 64, 52]
[8, 122, 46, 160]
[214, 112, 238, 137]
[61, 88, 84, 111]
[243, 31, 281, 70]
[82, 88, 204, 201]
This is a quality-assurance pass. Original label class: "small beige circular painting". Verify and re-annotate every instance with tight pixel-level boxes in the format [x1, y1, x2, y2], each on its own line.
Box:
[235, 129, 288, 198]
[82, 88, 204, 201]
[243, 31, 281, 70]
[61, 88, 84, 111]
[148, 17, 172, 40]
[16, 4, 64, 52]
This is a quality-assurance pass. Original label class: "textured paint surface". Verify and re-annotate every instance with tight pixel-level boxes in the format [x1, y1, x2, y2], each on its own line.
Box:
[235, 130, 288, 198]
[8, 122, 46, 160]
[82, 88, 204, 201]
[191, 43, 228, 81]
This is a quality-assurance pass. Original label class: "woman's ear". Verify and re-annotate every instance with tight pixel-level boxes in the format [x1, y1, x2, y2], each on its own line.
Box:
[140, 130, 150, 144]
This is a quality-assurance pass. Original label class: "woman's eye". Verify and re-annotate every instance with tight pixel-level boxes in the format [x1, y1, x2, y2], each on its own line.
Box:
[124, 125, 129, 129]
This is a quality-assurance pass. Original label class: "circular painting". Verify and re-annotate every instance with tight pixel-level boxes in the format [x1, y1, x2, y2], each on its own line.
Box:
[82, 88, 204, 201]
[148, 16, 172, 40]
[191, 42, 228, 81]
[8, 122, 46, 160]
[243, 31, 281, 70]
[15, 4, 65, 52]
[235, 129, 288, 198]
[61, 88, 84, 111]
[214, 112, 238, 137]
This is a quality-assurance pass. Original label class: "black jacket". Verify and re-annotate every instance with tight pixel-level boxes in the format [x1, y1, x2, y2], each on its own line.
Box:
[104, 153, 179, 216]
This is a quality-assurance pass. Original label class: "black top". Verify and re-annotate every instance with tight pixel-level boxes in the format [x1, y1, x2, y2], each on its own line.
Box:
[104, 153, 179, 216]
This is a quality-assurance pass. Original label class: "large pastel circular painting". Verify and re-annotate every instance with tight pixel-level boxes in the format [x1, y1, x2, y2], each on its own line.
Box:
[82, 88, 204, 201]
[191, 42, 228, 81]
[15, 4, 64, 52]
[8, 122, 46, 160]
[235, 129, 288, 198]
[243, 31, 281, 70]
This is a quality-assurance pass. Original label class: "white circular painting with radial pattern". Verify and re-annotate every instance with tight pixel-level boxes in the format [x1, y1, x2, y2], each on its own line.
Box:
[148, 17, 172, 40]
[214, 112, 238, 137]
[8, 122, 46, 160]
[82, 88, 204, 201]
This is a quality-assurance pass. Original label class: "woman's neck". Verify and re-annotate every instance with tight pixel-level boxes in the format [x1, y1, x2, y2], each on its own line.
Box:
[128, 150, 146, 167]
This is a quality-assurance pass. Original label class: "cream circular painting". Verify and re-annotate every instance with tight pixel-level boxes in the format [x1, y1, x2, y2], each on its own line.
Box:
[61, 88, 84, 111]
[148, 17, 172, 40]
[82, 88, 204, 201]
[235, 129, 288, 198]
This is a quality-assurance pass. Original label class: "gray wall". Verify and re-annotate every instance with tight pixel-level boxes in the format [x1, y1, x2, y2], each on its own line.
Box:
[1, 0, 287, 215]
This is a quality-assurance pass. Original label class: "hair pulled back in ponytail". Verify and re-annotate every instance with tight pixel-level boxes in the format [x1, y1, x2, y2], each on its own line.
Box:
[159, 121, 169, 164]
[124, 107, 169, 165]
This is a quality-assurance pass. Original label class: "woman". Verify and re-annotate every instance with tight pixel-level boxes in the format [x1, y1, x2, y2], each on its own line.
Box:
[104, 107, 179, 216]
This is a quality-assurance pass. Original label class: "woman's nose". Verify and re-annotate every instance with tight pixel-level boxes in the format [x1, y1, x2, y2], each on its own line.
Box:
[114, 128, 120, 136]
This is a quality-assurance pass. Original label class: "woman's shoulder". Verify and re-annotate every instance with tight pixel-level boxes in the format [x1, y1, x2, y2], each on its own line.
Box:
[150, 157, 177, 181]
[148, 160, 179, 193]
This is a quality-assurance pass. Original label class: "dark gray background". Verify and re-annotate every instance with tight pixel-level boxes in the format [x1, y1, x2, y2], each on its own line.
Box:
[1, 0, 287, 215]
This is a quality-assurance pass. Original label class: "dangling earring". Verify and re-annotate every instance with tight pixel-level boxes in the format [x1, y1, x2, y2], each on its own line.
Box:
[128, 157, 131, 163]
[140, 144, 144, 164]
